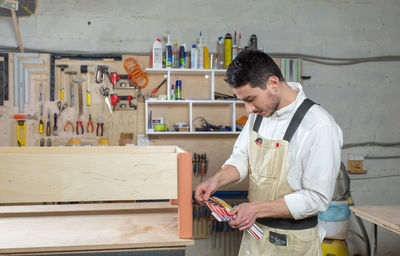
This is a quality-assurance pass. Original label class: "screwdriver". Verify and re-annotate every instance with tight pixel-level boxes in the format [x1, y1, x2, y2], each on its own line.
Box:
[39, 104, 44, 134]
[53, 113, 58, 136]
[46, 109, 51, 136]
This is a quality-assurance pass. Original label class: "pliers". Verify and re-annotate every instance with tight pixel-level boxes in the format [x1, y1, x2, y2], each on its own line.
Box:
[97, 116, 103, 137]
[86, 114, 94, 133]
[64, 118, 74, 132]
[76, 119, 84, 135]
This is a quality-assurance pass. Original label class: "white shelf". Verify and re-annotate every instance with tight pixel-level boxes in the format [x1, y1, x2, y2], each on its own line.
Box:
[147, 131, 240, 135]
[145, 68, 227, 75]
[146, 99, 243, 104]
[145, 69, 246, 135]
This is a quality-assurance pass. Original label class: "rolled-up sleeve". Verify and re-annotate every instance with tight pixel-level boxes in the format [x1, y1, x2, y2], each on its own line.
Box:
[222, 115, 253, 181]
[284, 123, 343, 220]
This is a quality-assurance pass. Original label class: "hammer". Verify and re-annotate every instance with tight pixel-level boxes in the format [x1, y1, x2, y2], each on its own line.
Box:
[56, 65, 68, 100]
[73, 78, 85, 116]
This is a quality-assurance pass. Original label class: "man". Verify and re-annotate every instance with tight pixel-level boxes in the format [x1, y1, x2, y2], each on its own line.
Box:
[195, 50, 343, 255]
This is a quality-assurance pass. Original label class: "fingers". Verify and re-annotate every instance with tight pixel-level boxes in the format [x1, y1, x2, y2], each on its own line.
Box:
[228, 206, 236, 214]
[194, 186, 205, 202]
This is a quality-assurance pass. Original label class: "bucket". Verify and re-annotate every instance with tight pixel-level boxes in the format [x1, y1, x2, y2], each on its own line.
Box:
[318, 200, 351, 240]
[321, 239, 349, 256]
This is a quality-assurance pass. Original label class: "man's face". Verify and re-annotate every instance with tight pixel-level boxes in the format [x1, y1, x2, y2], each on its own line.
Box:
[233, 82, 280, 117]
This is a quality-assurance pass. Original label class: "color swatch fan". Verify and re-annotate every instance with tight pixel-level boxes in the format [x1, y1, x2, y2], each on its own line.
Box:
[206, 196, 263, 240]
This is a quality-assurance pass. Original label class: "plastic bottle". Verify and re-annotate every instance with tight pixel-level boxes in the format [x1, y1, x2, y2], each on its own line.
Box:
[172, 41, 180, 68]
[198, 32, 204, 69]
[203, 38, 210, 69]
[217, 36, 224, 69]
[191, 44, 198, 69]
[152, 38, 163, 69]
[165, 33, 172, 68]
[224, 33, 232, 69]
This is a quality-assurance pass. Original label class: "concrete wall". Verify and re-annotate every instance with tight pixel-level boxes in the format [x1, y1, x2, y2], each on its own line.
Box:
[1, 0, 400, 255]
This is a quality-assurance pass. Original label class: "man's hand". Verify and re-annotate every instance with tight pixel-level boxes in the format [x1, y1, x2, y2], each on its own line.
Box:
[194, 176, 219, 203]
[194, 165, 241, 203]
[228, 202, 258, 231]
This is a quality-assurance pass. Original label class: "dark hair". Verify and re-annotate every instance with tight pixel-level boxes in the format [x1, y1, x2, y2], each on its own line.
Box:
[225, 50, 284, 89]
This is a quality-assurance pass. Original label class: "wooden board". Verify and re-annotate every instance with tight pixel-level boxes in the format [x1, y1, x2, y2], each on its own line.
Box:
[350, 205, 400, 235]
[0, 202, 193, 254]
[0, 146, 178, 203]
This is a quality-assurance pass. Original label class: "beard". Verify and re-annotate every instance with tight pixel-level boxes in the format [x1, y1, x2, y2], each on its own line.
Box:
[254, 93, 280, 117]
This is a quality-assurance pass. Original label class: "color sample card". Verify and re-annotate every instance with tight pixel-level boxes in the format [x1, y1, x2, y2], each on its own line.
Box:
[206, 196, 263, 240]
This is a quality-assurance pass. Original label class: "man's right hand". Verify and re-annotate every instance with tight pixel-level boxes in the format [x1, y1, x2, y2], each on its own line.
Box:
[194, 175, 219, 203]
[194, 165, 241, 203]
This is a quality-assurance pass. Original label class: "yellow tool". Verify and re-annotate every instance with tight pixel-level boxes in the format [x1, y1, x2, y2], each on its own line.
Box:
[16, 120, 26, 147]
[81, 65, 91, 106]
[13, 114, 37, 147]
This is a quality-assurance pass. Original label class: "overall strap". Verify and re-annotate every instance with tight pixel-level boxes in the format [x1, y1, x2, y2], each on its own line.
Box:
[252, 114, 263, 133]
[283, 98, 316, 142]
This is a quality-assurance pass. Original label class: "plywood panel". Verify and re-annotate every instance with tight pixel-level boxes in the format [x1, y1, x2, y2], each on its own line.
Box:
[350, 205, 400, 235]
[0, 148, 178, 203]
[0, 204, 193, 254]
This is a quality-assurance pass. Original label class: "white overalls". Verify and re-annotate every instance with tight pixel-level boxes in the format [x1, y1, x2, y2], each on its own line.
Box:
[238, 99, 322, 256]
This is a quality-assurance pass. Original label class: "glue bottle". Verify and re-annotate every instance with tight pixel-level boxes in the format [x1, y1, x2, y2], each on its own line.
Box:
[152, 38, 163, 69]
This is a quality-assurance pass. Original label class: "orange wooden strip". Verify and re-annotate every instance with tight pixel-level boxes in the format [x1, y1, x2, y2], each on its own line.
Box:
[178, 152, 193, 239]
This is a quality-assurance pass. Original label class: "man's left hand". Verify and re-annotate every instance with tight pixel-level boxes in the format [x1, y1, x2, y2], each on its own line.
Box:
[228, 202, 258, 231]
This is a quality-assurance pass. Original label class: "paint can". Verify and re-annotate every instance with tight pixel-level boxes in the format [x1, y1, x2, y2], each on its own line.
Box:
[175, 80, 182, 100]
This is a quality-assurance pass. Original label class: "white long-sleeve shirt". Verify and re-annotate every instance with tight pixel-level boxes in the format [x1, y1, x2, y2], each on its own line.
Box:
[224, 82, 343, 221]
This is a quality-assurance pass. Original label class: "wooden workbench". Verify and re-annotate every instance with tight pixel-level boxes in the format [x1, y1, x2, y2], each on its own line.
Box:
[350, 205, 400, 256]
[0, 146, 194, 255]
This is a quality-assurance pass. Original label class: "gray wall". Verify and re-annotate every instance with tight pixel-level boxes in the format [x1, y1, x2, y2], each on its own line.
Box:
[1, 0, 400, 255]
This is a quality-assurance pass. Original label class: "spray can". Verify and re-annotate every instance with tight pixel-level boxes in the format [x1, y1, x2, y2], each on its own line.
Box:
[249, 34, 257, 50]
[224, 33, 232, 69]
[179, 45, 186, 68]
[191, 44, 198, 69]
[232, 31, 239, 60]
[175, 80, 182, 100]
[166, 33, 172, 68]
[170, 84, 175, 100]
[217, 36, 224, 69]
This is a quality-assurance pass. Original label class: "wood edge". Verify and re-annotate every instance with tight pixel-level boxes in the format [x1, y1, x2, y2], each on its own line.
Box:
[0, 241, 194, 254]
[0, 202, 177, 216]
[178, 152, 193, 239]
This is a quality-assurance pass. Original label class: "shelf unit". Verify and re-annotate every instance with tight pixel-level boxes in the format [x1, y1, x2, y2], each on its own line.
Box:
[145, 68, 246, 135]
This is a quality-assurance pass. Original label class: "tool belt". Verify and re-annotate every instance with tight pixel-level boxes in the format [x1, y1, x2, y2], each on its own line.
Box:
[256, 215, 318, 230]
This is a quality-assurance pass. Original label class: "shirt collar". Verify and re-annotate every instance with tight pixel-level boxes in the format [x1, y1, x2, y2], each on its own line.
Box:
[274, 82, 307, 119]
